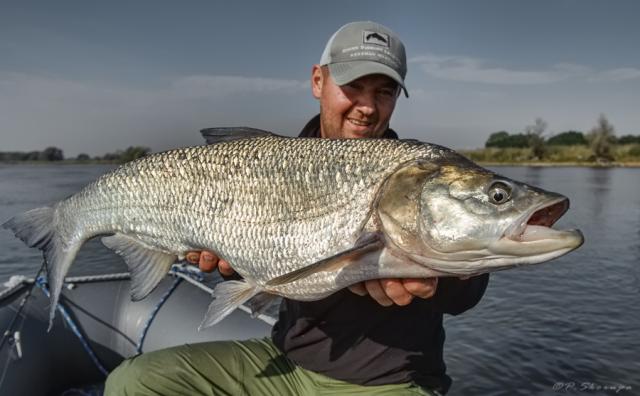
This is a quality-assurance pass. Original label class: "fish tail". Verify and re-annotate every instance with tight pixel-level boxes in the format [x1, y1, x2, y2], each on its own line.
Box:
[2, 206, 81, 330]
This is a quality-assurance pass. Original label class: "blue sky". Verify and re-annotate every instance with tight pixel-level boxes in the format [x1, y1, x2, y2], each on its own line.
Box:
[1, 0, 639, 156]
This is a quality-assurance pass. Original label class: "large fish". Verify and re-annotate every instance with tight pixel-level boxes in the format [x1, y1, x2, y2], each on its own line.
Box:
[3, 128, 584, 329]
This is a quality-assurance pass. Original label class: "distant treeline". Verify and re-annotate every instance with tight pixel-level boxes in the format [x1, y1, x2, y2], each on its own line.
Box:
[483, 114, 639, 162]
[486, 130, 640, 148]
[0, 146, 150, 163]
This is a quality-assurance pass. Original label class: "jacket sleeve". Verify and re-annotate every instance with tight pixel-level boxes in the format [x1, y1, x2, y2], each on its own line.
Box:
[430, 274, 489, 315]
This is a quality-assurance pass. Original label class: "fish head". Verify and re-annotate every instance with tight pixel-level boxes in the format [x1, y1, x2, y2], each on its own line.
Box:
[377, 161, 584, 276]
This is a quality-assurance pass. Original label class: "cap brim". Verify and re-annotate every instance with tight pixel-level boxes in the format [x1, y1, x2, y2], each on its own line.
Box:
[328, 61, 408, 98]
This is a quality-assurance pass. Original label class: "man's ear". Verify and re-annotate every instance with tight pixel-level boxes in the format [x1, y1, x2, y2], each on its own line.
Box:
[311, 65, 323, 99]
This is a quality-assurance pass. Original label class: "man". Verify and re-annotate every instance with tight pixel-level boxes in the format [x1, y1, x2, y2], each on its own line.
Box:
[106, 21, 489, 396]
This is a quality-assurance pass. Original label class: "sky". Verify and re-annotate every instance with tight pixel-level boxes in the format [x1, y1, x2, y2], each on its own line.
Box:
[1, 0, 639, 157]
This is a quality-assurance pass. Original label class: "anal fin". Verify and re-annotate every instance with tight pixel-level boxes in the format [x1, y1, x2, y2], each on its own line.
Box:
[199, 280, 260, 330]
[102, 233, 176, 301]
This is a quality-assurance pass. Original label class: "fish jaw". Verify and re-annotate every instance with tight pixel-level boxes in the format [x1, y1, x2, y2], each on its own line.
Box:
[491, 197, 584, 258]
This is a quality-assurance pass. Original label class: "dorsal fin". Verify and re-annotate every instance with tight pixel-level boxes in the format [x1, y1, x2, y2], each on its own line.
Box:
[199, 127, 278, 144]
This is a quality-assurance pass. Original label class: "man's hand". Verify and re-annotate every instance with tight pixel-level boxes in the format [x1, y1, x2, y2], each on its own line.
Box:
[185, 250, 235, 275]
[185, 251, 438, 306]
[348, 278, 438, 306]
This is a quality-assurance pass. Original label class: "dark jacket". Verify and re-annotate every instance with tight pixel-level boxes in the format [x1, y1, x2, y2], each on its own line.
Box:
[271, 115, 490, 394]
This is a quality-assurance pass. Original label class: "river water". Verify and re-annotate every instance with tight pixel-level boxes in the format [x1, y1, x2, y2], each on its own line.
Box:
[0, 164, 638, 395]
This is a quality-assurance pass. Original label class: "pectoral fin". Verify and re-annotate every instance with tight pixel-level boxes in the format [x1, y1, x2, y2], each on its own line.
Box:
[266, 236, 384, 287]
[102, 233, 176, 301]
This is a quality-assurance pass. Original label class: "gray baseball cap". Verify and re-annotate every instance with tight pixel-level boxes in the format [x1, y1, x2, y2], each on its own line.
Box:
[320, 21, 408, 97]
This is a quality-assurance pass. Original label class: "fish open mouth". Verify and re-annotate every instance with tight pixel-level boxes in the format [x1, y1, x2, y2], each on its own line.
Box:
[504, 198, 572, 242]
[526, 199, 569, 227]
[487, 197, 584, 259]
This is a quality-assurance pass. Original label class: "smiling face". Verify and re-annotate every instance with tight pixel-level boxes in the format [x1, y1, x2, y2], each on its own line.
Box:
[311, 65, 399, 139]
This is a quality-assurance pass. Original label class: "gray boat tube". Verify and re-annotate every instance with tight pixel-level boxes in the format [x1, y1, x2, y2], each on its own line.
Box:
[0, 267, 272, 395]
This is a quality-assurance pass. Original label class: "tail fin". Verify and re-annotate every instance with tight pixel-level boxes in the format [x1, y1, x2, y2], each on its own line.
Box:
[2, 207, 81, 329]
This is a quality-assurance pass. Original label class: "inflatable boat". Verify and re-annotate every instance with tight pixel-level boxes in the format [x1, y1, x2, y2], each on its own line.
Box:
[0, 265, 273, 395]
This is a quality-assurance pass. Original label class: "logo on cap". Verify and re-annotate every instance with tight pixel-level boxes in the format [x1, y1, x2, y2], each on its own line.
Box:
[363, 31, 389, 47]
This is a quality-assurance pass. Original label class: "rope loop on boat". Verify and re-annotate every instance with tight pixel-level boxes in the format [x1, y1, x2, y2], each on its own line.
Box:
[134, 264, 205, 355]
[35, 276, 109, 376]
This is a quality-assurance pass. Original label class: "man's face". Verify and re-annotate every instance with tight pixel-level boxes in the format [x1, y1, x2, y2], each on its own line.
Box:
[311, 65, 399, 139]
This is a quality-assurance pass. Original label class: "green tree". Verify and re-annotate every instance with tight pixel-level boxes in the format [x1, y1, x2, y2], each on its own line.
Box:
[547, 131, 587, 146]
[617, 135, 640, 144]
[485, 131, 529, 148]
[26, 151, 40, 161]
[588, 114, 616, 161]
[119, 146, 150, 163]
[38, 146, 64, 161]
[76, 153, 91, 161]
[525, 118, 547, 159]
[485, 131, 510, 148]
[101, 151, 122, 161]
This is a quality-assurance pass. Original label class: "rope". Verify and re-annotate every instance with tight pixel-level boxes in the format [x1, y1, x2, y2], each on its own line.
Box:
[0, 273, 131, 301]
[63, 272, 131, 283]
[135, 275, 182, 355]
[35, 277, 108, 377]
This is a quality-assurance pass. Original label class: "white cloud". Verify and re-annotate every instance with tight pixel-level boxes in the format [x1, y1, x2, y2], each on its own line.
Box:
[410, 54, 640, 85]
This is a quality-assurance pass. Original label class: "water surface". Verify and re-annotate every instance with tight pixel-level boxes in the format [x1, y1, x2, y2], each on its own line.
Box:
[0, 164, 638, 395]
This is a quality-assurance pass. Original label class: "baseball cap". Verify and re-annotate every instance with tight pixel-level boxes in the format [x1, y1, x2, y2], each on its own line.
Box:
[320, 21, 408, 97]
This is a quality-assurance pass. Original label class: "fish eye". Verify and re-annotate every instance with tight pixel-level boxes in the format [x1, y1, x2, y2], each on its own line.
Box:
[488, 181, 512, 204]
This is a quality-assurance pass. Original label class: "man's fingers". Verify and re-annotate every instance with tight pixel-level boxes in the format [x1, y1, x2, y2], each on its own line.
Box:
[185, 250, 235, 275]
[348, 282, 368, 296]
[364, 280, 394, 307]
[380, 279, 414, 306]
[199, 251, 219, 273]
[218, 259, 235, 276]
[401, 278, 438, 299]
[186, 252, 200, 264]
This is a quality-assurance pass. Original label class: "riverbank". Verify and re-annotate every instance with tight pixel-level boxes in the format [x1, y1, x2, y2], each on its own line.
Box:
[475, 161, 640, 167]
[461, 144, 640, 167]
[0, 159, 120, 165]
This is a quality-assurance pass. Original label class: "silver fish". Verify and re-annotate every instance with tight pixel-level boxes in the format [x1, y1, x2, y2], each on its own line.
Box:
[2, 128, 584, 329]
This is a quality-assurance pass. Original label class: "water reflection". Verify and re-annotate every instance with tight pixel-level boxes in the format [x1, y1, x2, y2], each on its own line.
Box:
[586, 167, 612, 191]
[524, 166, 543, 187]
[585, 167, 612, 224]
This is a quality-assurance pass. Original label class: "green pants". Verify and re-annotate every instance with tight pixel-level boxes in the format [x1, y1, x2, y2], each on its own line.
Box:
[105, 338, 437, 396]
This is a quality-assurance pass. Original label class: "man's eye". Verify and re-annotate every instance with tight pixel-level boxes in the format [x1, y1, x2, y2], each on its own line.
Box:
[378, 89, 395, 97]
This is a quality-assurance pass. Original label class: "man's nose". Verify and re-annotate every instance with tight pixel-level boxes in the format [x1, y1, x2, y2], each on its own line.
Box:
[355, 92, 377, 115]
